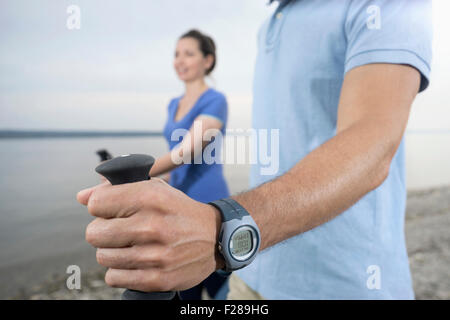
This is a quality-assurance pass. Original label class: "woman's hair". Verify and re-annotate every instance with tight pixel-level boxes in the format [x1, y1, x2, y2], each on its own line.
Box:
[180, 29, 216, 75]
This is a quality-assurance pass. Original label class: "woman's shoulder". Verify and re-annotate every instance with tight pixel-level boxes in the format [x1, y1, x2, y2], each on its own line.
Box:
[196, 88, 228, 122]
[207, 87, 226, 99]
[203, 88, 227, 105]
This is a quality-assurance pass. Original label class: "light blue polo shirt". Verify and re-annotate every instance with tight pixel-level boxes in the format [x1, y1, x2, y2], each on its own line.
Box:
[236, 0, 432, 299]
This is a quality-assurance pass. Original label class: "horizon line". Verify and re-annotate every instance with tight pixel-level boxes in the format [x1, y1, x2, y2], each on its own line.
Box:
[0, 129, 163, 138]
[1, 128, 449, 139]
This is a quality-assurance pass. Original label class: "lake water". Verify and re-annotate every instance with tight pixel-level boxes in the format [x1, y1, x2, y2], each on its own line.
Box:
[0, 136, 250, 298]
[0, 134, 449, 298]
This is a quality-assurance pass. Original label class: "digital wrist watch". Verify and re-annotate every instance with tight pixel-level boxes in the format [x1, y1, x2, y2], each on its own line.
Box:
[208, 198, 261, 272]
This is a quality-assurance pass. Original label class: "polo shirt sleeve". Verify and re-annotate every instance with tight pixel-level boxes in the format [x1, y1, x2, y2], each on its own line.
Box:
[344, 0, 433, 92]
[199, 93, 228, 125]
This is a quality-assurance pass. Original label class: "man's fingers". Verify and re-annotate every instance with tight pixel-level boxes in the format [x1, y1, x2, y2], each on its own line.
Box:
[96, 245, 164, 269]
[86, 181, 148, 218]
[77, 186, 95, 206]
[86, 215, 157, 248]
[86, 218, 133, 248]
[76, 181, 110, 205]
[105, 268, 171, 292]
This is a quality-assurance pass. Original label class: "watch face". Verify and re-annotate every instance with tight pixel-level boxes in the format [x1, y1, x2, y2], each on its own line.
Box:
[231, 229, 253, 257]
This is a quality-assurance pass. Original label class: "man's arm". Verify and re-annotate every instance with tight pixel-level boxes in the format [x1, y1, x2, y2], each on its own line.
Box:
[233, 63, 420, 250]
[76, 63, 422, 292]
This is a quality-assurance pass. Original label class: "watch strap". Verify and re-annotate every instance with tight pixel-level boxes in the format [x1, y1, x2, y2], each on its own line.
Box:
[209, 198, 249, 222]
[209, 198, 260, 272]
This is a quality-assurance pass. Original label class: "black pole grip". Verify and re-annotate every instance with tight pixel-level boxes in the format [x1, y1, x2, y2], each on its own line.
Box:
[95, 154, 176, 300]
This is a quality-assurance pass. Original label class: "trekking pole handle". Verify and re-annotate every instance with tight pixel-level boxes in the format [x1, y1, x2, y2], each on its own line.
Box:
[95, 154, 176, 300]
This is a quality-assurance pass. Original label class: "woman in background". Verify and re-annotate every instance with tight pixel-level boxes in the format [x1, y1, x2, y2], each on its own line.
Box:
[149, 29, 230, 300]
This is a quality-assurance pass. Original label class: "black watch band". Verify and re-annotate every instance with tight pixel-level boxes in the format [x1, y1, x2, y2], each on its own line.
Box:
[209, 198, 250, 222]
[208, 198, 261, 272]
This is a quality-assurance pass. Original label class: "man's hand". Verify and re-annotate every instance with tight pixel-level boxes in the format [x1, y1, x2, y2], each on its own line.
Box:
[76, 178, 223, 292]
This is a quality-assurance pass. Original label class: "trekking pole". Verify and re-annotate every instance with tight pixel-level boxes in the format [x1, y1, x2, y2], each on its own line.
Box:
[95, 154, 177, 300]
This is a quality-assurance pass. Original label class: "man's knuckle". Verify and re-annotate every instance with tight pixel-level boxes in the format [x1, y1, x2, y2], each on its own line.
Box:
[146, 271, 170, 292]
[137, 184, 152, 206]
[141, 216, 164, 242]
[141, 248, 160, 267]
[151, 225, 164, 242]
[132, 223, 151, 244]
[151, 190, 168, 209]
[126, 247, 142, 267]
[158, 247, 173, 269]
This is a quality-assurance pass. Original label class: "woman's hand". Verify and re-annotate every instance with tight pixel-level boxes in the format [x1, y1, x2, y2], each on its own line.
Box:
[76, 178, 223, 292]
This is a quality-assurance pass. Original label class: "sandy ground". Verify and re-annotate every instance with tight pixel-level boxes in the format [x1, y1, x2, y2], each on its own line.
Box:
[405, 186, 450, 299]
[11, 186, 450, 300]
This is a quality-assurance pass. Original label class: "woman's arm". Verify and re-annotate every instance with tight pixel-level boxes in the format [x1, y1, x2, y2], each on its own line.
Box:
[149, 115, 224, 177]
[159, 172, 170, 183]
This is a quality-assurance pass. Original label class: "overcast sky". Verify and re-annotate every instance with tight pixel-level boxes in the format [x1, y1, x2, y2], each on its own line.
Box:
[0, 0, 449, 131]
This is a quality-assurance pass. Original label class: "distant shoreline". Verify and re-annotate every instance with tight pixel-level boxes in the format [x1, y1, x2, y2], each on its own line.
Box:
[0, 130, 163, 139]
[1, 129, 449, 139]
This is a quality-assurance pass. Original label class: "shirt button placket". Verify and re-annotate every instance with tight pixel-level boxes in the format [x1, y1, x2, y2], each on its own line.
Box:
[265, 3, 289, 52]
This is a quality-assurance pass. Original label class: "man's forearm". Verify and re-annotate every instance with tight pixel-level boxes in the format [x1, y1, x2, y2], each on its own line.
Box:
[233, 119, 399, 251]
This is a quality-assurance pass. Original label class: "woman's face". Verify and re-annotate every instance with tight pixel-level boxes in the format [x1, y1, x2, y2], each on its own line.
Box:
[174, 37, 213, 82]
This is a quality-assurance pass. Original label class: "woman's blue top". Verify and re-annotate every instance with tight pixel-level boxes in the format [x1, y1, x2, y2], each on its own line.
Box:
[163, 88, 230, 203]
